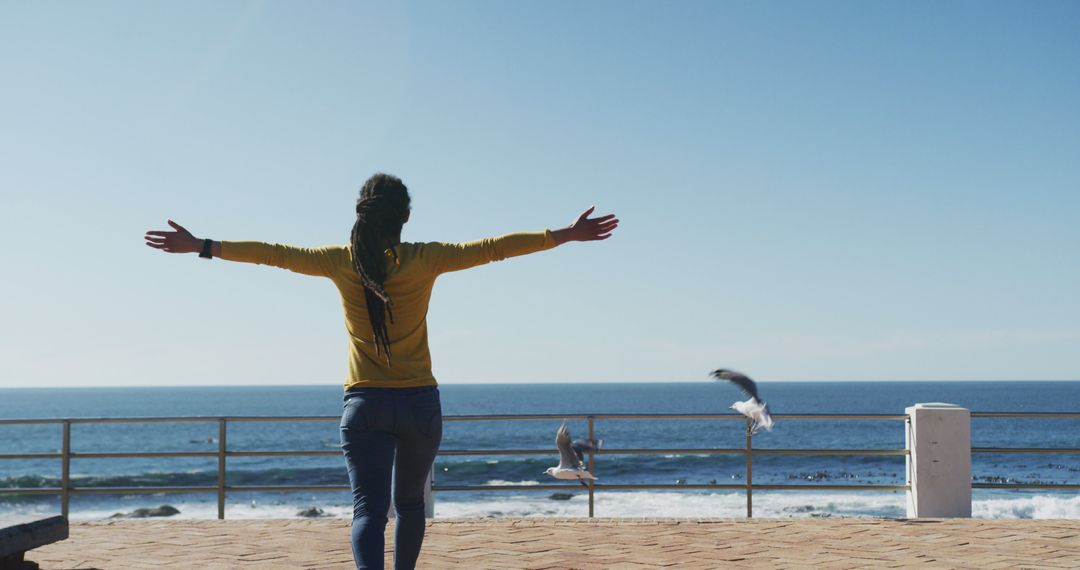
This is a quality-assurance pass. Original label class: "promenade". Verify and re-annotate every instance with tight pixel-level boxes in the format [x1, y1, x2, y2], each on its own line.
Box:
[26, 518, 1080, 569]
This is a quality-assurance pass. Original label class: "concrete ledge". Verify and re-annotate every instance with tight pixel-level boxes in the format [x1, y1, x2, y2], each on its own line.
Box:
[0, 516, 68, 570]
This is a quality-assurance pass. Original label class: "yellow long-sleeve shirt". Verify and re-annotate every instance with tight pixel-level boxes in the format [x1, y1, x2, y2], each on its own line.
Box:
[220, 231, 557, 390]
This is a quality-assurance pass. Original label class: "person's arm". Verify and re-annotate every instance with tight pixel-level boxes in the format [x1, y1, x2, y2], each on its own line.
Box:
[144, 220, 339, 277]
[423, 206, 618, 275]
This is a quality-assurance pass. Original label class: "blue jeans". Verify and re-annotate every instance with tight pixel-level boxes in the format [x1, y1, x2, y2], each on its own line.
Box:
[340, 386, 442, 570]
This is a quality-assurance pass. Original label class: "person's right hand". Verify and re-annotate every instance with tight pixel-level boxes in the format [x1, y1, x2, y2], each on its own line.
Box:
[144, 220, 201, 254]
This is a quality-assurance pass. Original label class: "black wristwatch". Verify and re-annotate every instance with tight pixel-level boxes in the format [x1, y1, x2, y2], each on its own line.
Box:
[199, 239, 213, 259]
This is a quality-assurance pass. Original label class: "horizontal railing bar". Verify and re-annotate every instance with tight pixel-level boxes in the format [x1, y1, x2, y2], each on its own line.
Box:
[7, 412, 1080, 425]
[432, 483, 912, 492]
[577, 484, 746, 491]
[971, 412, 1080, 419]
[0, 447, 915, 460]
[438, 448, 747, 456]
[227, 451, 340, 457]
[5, 485, 354, 495]
[69, 417, 232, 424]
[0, 450, 342, 459]
[0, 453, 62, 460]
[0, 485, 746, 495]
[594, 413, 909, 421]
[773, 415, 909, 421]
[443, 414, 575, 422]
[39, 483, 1080, 493]
[438, 449, 557, 456]
[753, 449, 909, 456]
[227, 485, 350, 492]
[29, 447, 1080, 459]
[70, 486, 218, 494]
[0, 417, 339, 425]
[445, 413, 909, 421]
[72, 452, 218, 459]
[219, 417, 339, 423]
[31, 483, 1080, 495]
[443, 414, 736, 421]
[752, 484, 910, 491]
[434, 484, 745, 491]
[443, 484, 903, 492]
[972, 447, 1080, 454]
[0, 448, 910, 460]
[596, 448, 746, 456]
[0, 483, 915, 496]
[434, 484, 595, 491]
[0, 412, 912, 426]
[973, 483, 1080, 490]
[438, 448, 907, 457]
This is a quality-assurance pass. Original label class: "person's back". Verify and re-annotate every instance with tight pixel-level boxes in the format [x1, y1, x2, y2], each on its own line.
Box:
[217, 231, 559, 388]
[144, 172, 618, 569]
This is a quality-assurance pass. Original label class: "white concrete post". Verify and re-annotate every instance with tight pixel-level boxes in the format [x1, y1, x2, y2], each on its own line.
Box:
[905, 403, 971, 518]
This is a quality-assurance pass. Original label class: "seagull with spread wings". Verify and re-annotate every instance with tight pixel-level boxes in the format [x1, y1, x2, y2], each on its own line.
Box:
[712, 368, 775, 435]
[544, 422, 598, 485]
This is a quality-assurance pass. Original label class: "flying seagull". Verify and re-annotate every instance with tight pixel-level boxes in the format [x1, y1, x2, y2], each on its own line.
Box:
[712, 368, 774, 435]
[544, 422, 598, 485]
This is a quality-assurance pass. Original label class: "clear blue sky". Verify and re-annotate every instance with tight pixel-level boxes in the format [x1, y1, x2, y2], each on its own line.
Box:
[1, 1, 1078, 388]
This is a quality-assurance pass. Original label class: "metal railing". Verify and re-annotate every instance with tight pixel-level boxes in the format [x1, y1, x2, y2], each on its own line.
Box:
[0, 412, 1076, 518]
[969, 412, 1080, 491]
[439, 413, 909, 518]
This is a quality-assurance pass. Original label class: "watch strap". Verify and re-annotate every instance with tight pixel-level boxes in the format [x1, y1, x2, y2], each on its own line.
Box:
[199, 239, 213, 259]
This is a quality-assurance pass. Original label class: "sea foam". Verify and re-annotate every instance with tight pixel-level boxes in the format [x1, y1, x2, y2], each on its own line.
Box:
[6, 489, 1079, 520]
[973, 494, 1080, 519]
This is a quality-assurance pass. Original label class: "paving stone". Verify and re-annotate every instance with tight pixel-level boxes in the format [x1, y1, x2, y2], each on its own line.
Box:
[21, 518, 1080, 569]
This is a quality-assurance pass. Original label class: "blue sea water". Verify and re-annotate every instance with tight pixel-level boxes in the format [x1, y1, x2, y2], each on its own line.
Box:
[1, 382, 1078, 520]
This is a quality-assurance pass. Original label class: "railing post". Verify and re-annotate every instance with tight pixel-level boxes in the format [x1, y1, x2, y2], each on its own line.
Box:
[745, 418, 753, 519]
[61, 420, 71, 519]
[587, 416, 595, 518]
[217, 418, 227, 520]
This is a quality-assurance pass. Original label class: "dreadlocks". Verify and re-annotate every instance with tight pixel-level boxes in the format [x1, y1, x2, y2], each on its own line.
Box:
[350, 173, 411, 366]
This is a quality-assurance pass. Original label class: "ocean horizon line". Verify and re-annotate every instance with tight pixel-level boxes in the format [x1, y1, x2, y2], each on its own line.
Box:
[1, 378, 1079, 391]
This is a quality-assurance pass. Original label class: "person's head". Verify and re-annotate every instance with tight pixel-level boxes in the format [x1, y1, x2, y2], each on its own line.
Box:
[357, 173, 411, 226]
[351, 173, 412, 365]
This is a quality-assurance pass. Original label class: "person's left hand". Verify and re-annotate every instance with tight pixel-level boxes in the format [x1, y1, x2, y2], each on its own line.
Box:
[144, 220, 201, 254]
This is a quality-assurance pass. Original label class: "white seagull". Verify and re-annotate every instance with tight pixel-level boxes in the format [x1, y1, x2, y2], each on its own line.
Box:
[712, 368, 775, 435]
[544, 422, 598, 485]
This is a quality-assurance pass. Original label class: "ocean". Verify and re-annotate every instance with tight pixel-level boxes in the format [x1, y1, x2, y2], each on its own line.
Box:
[1, 382, 1078, 520]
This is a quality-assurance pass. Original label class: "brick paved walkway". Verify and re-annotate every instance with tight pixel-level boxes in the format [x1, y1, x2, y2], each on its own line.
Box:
[26, 518, 1080, 569]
